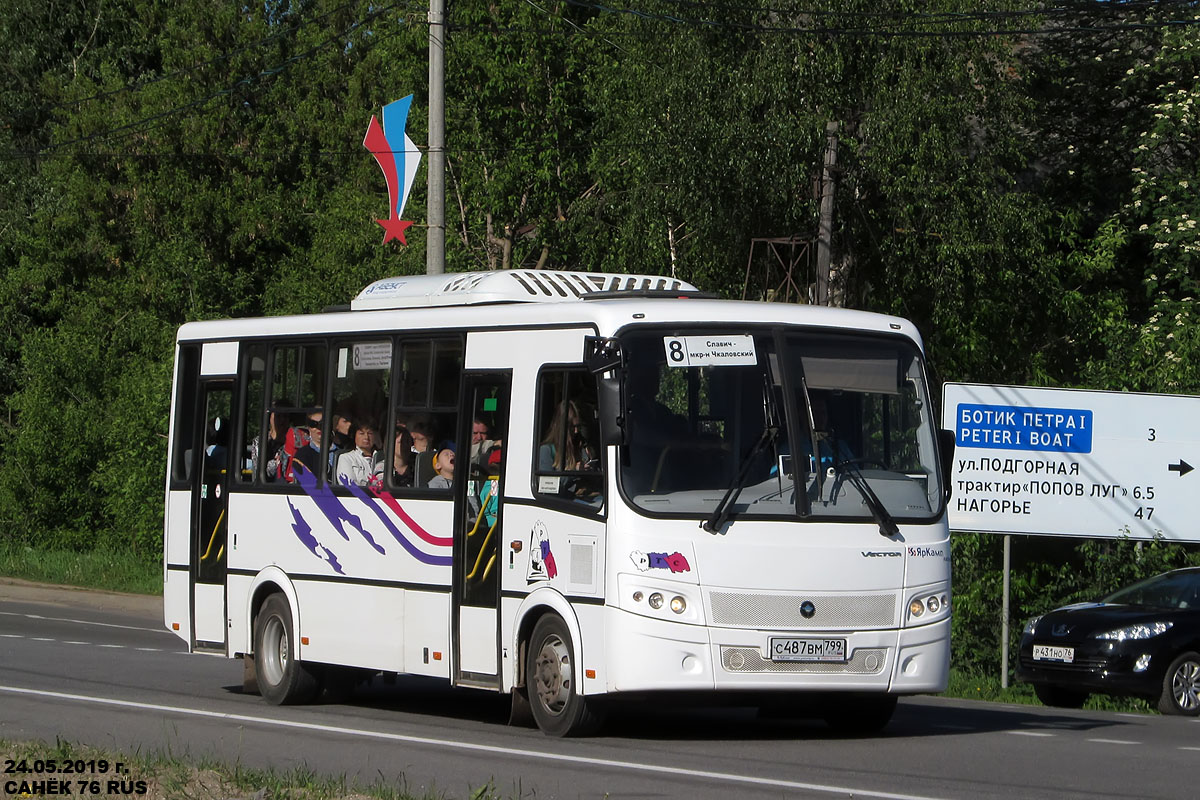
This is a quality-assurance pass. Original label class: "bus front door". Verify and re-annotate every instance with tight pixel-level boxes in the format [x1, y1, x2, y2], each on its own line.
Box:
[452, 372, 510, 687]
[191, 381, 232, 650]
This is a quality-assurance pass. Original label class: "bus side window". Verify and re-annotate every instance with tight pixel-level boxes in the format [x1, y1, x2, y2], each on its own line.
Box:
[238, 344, 267, 483]
[330, 340, 392, 490]
[392, 337, 462, 491]
[533, 369, 604, 511]
[267, 342, 328, 483]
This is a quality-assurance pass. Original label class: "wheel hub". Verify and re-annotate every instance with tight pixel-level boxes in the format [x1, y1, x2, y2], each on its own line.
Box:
[533, 634, 571, 715]
[1172, 660, 1200, 712]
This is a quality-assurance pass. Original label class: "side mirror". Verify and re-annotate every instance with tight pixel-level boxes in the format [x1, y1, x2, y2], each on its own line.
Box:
[937, 428, 956, 503]
[584, 336, 623, 374]
[597, 375, 626, 446]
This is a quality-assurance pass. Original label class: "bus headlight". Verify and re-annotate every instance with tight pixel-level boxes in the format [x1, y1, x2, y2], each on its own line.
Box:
[906, 588, 950, 626]
[617, 574, 702, 624]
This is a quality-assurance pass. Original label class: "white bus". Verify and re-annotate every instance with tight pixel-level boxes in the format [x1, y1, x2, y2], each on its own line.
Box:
[164, 269, 953, 736]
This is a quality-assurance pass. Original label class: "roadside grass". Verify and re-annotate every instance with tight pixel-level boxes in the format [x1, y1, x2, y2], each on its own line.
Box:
[0, 737, 495, 800]
[946, 668, 1154, 714]
[0, 542, 160, 595]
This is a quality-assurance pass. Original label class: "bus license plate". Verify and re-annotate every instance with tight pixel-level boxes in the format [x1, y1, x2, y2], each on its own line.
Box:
[1033, 645, 1074, 663]
[769, 637, 847, 663]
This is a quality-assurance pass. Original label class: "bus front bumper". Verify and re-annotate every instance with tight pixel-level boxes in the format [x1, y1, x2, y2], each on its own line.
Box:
[603, 608, 949, 695]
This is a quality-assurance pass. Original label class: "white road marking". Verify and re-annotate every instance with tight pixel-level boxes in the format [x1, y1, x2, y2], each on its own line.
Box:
[1179, 746, 1200, 752]
[0, 610, 164, 634]
[1086, 738, 1138, 745]
[0, 684, 953, 800]
[1007, 731, 1055, 737]
[31, 637, 54, 642]
[64, 641, 91, 646]
[98, 644, 124, 649]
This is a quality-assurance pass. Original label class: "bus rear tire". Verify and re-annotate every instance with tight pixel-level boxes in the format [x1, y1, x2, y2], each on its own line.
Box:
[526, 615, 603, 736]
[254, 593, 318, 705]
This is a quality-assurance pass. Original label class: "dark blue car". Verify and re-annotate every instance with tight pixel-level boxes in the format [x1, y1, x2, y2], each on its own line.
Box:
[1017, 567, 1200, 715]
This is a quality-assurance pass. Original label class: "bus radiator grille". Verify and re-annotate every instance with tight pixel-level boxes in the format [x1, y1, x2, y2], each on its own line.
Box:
[708, 591, 896, 629]
[720, 646, 888, 674]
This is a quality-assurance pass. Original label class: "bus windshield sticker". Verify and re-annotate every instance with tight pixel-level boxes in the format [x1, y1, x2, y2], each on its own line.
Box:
[663, 335, 757, 367]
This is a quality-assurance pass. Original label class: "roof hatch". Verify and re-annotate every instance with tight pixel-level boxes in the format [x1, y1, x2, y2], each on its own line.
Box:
[351, 270, 702, 311]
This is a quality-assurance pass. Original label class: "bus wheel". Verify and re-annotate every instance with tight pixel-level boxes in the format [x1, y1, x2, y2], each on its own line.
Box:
[254, 593, 318, 705]
[526, 615, 603, 736]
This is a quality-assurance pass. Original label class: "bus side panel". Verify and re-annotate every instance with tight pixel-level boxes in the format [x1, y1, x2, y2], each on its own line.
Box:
[295, 581, 405, 672]
[404, 590, 452, 680]
[226, 492, 454, 674]
[163, 490, 192, 645]
[500, 504, 607, 694]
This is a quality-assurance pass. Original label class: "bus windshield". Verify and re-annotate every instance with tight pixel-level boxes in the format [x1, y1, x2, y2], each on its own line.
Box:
[618, 328, 943, 524]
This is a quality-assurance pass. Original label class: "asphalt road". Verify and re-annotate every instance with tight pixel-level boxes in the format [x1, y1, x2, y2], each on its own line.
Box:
[1, 580, 1198, 799]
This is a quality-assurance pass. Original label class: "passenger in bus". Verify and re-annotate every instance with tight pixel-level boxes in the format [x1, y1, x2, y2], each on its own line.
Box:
[409, 418, 438, 486]
[539, 400, 600, 503]
[336, 422, 384, 488]
[277, 413, 313, 483]
[427, 441, 456, 489]
[330, 410, 354, 454]
[539, 401, 589, 473]
[253, 402, 289, 482]
[391, 427, 415, 487]
[470, 418, 494, 467]
[292, 413, 326, 478]
[626, 357, 687, 439]
[409, 419, 435, 454]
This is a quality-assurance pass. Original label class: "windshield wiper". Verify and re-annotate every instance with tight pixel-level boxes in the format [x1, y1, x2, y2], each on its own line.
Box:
[833, 457, 900, 538]
[702, 424, 778, 534]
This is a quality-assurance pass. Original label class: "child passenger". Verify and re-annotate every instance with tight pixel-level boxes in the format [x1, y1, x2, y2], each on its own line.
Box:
[427, 442, 456, 490]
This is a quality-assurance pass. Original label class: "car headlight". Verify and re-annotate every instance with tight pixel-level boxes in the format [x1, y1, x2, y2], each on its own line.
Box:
[1094, 621, 1173, 641]
[1022, 615, 1043, 636]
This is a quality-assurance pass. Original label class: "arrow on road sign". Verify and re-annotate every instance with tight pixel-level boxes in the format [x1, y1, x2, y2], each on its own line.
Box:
[1168, 460, 1194, 476]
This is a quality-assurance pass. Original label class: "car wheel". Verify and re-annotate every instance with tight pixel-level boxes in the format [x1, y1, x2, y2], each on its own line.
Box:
[254, 593, 319, 705]
[1034, 683, 1089, 709]
[526, 615, 603, 736]
[822, 695, 897, 735]
[1157, 651, 1200, 716]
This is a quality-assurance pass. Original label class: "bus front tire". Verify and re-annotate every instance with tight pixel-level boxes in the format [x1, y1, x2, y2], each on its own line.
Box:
[526, 615, 603, 736]
[254, 593, 318, 705]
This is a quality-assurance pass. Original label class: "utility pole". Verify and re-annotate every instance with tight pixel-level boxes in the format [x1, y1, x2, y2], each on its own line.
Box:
[426, 0, 446, 275]
[815, 121, 838, 306]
